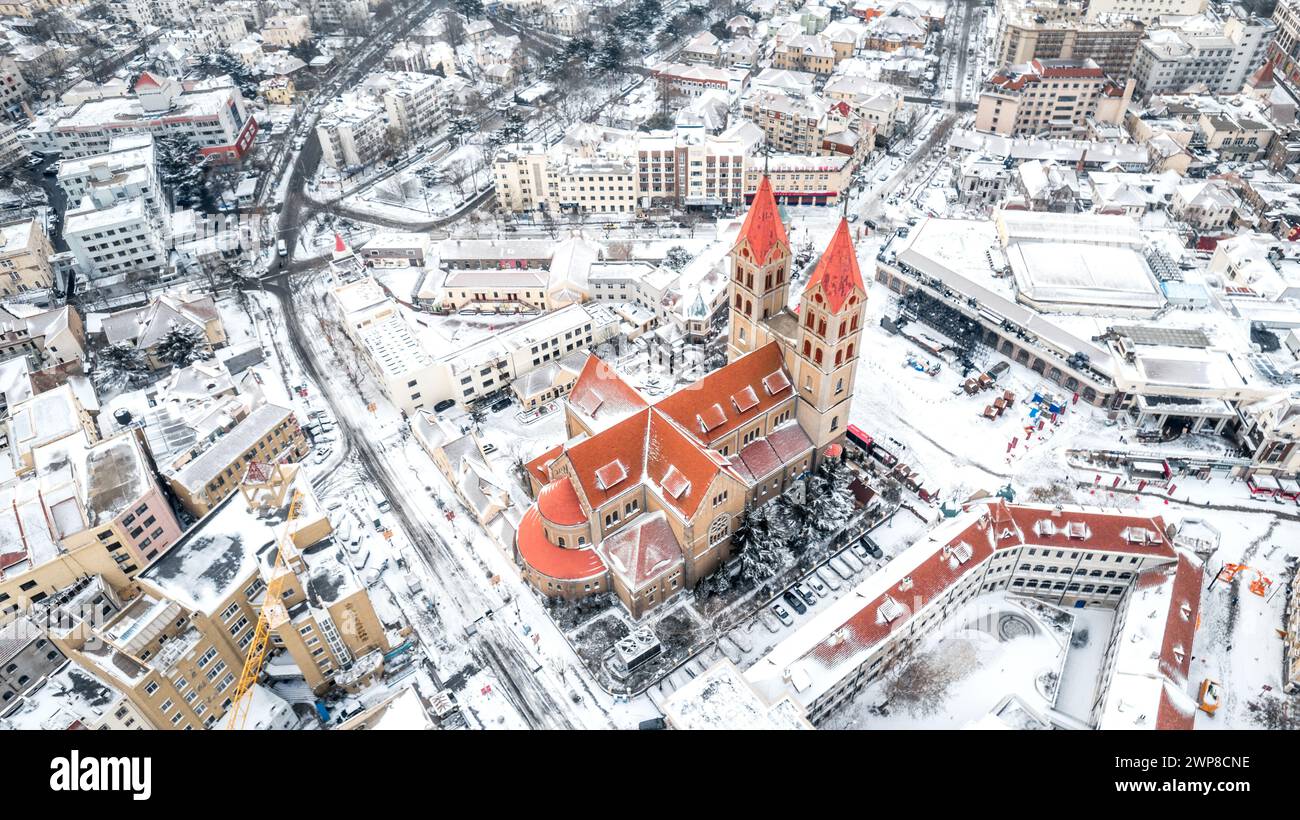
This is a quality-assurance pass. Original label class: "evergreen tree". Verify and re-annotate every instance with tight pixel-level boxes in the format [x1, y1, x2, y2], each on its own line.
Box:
[93, 343, 149, 392]
[454, 0, 484, 17]
[663, 245, 692, 271]
[596, 33, 624, 74]
[214, 51, 257, 99]
[448, 115, 476, 146]
[157, 133, 206, 208]
[156, 323, 209, 368]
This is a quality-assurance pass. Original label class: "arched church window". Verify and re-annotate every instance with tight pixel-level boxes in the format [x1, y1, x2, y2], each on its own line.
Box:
[708, 515, 730, 546]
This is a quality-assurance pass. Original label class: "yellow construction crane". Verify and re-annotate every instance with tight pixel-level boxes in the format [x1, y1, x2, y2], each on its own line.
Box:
[225, 488, 302, 729]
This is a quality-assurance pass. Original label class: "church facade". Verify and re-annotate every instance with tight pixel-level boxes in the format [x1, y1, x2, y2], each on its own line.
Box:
[514, 177, 868, 619]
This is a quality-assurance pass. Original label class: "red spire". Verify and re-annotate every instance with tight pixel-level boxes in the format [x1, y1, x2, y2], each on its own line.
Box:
[735, 175, 788, 264]
[805, 218, 864, 314]
[334, 232, 346, 253]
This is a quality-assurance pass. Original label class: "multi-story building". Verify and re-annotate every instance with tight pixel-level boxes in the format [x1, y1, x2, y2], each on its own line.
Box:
[21, 73, 257, 163]
[1, 427, 184, 619]
[976, 59, 1135, 137]
[315, 93, 387, 170]
[744, 500, 1204, 728]
[772, 34, 841, 75]
[162, 402, 309, 517]
[742, 91, 873, 162]
[0, 218, 54, 298]
[62, 197, 167, 283]
[636, 122, 753, 210]
[996, 0, 1144, 80]
[0, 304, 84, 368]
[56, 134, 164, 214]
[380, 72, 448, 141]
[1285, 563, 1300, 693]
[652, 63, 750, 103]
[742, 154, 854, 207]
[1086, 0, 1208, 23]
[261, 13, 313, 47]
[1132, 9, 1275, 97]
[1, 55, 29, 120]
[44, 463, 386, 729]
[516, 178, 868, 617]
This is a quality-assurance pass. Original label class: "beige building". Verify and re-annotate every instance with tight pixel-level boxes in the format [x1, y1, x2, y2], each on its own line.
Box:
[742, 154, 854, 207]
[0, 219, 54, 298]
[976, 58, 1135, 137]
[995, 0, 1144, 81]
[261, 14, 312, 47]
[53, 463, 390, 730]
[93, 291, 227, 370]
[163, 402, 308, 517]
[1, 429, 184, 620]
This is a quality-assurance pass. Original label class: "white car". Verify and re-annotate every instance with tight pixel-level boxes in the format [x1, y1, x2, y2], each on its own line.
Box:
[313, 448, 332, 465]
[771, 603, 794, 627]
[806, 575, 829, 597]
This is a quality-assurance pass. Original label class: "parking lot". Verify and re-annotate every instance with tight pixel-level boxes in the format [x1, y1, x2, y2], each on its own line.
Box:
[643, 515, 925, 711]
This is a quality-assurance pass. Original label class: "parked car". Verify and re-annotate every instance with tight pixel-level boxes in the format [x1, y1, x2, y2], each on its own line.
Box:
[863, 540, 884, 559]
[851, 543, 870, 563]
[490, 397, 512, 413]
[782, 590, 807, 615]
[771, 603, 794, 626]
[482, 443, 498, 454]
[795, 583, 818, 607]
[434, 398, 456, 413]
[839, 550, 865, 573]
[806, 575, 828, 597]
[313, 448, 332, 465]
[827, 556, 854, 580]
[816, 567, 841, 591]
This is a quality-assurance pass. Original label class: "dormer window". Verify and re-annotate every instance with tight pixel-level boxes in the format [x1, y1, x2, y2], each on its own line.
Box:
[662, 465, 691, 499]
[594, 459, 627, 490]
[731, 385, 759, 413]
[762, 370, 791, 395]
[1067, 521, 1090, 540]
[696, 403, 727, 433]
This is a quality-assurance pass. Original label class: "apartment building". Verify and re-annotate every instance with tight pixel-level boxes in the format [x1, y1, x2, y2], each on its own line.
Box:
[316, 93, 388, 170]
[996, 0, 1144, 81]
[1132, 10, 1275, 97]
[976, 59, 1135, 137]
[745, 500, 1202, 727]
[1, 56, 29, 120]
[163, 402, 308, 517]
[56, 134, 164, 214]
[62, 197, 167, 283]
[0, 218, 54, 298]
[1086, 0, 1208, 23]
[637, 122, 753, 209]
[1286, 566, 1300, 693]
[743, 91, 872, 162]
[21, 73, 257, 162]
[1, 429, 184, 619]
[381, 72, 448, 140]
[261, 13, 312, 47]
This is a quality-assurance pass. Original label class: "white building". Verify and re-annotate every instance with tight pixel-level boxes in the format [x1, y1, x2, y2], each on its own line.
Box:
[316, 93, 388, 170]
[63, 197, 167, 283]
[55, 135, 163, 213]
[21, 73, 256, 163]
[1131, 9, 1275, 97]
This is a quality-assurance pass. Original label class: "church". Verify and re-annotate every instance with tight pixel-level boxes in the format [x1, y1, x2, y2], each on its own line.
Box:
[515, 177, 868, 619]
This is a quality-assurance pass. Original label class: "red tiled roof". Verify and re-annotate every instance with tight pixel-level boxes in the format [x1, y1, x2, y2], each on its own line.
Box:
[135, 71, 162, 89]
[1155, 554, 1204, 730]
[536, 476, 587, 527]
[567, 353, 648, 429]
[734, 175, 789, 265]
[800, 501, 1179, 677]
[804, 218, 865, 315]
[655, 342, 793, 446]
[566, 408, 724, 519]
[597, 512, 685, 590]
[525, 443, 563, 486]
[517, 505, 606, 581]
